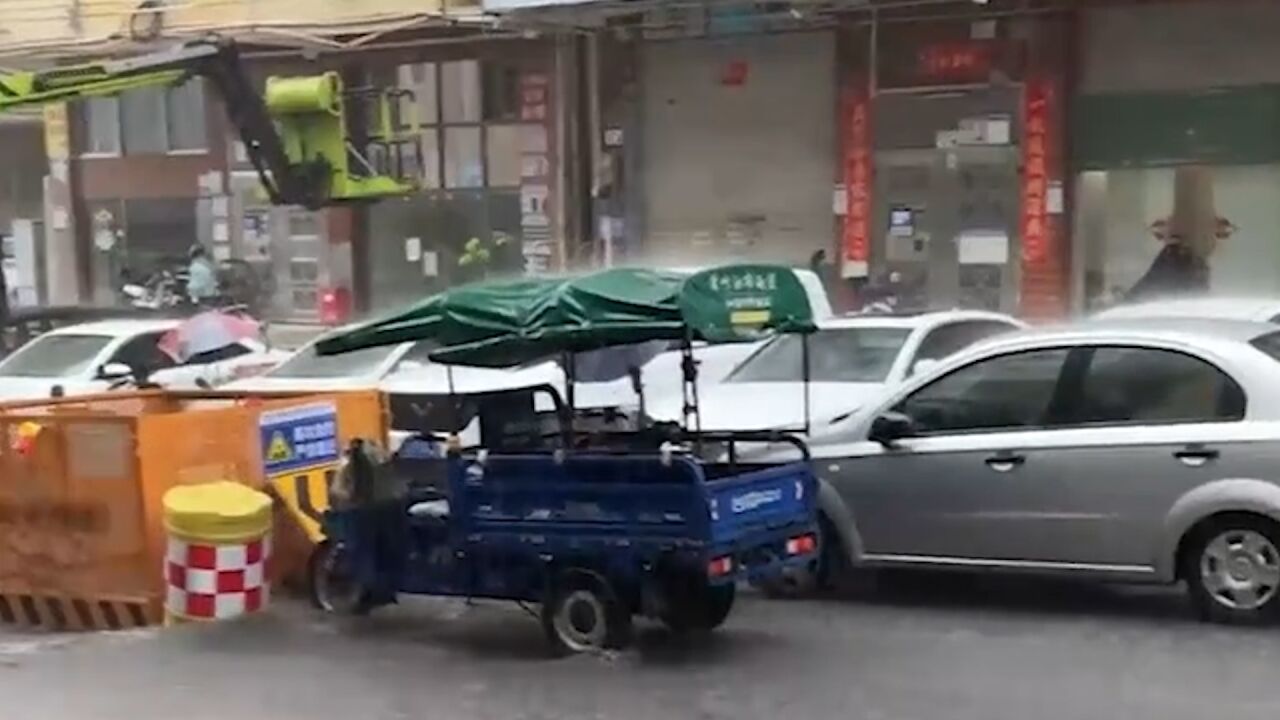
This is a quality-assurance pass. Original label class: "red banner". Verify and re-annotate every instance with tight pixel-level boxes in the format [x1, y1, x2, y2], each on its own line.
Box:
[1021, 80, 1049, 265]
[841, 81, 872, 278]
[1018, 76, 1065, 319]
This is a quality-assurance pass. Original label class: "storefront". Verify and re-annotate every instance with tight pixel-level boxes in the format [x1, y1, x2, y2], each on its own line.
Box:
[841, 10, 1070, 317]
[1072, 1, 1280, 312]
[635, 30, 837, 267]
[590, 4, 1071, 316]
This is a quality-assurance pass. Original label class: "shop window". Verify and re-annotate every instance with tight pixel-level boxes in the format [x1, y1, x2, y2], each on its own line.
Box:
[121, 87, 167, 154]
[165, 78, 208, 151]
[291, 288, 319, 311]
[81, 97, 122, 155]
[417, 129, 442, 190]
[120, 199, 198, 274]
[80, 79, 207, 156]
[483, 63, 522, 122]
[444, 126, 484, 188]
[287, 212, 321, 238]
[289, 259, 320, 283]
[1077, 165, 1280, 310]
[486, 125, 522, 188]
[441, 60, 482, 124]
[395, 61, 544, 190]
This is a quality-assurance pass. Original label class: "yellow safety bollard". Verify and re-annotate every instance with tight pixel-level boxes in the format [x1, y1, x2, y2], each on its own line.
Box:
[162, 482, 273, 625]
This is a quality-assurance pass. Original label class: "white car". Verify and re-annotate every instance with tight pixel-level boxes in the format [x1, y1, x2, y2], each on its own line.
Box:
[380, 360, 566, 444]
[224, 334, 435, 393]
[1093, 297, 1280, 324]
[0, 318, 286, 402]
[646, 310, 1025, 434]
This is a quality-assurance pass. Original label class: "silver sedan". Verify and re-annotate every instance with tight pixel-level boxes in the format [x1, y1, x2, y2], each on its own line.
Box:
[793, 318, 1280, 624]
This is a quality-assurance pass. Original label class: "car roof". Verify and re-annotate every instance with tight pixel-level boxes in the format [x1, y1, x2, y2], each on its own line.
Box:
[42, 318, 182, 337]
[821, 309, 1022, 331]
[962, 317, 1278, 360]
[1093, 297, 1280, 323]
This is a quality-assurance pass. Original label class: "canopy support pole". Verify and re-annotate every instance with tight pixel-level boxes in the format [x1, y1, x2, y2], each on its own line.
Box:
[446, 365, 460, 438]
[802, 332, 812, 436]
[563, 351, 576, 445]
[680, 336, 702, 453]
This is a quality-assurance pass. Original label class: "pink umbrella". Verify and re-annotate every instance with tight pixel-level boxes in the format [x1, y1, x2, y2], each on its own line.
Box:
[159, 310, 262, 362]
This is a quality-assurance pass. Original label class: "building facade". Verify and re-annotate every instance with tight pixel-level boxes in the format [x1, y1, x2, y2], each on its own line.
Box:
[577, 0, 1073, 317]
[0, 0, 576, 321]
[4, 0, 1278, 320]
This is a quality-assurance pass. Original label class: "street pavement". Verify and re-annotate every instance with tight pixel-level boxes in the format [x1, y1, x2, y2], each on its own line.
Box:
[3, 575, 1279, 720]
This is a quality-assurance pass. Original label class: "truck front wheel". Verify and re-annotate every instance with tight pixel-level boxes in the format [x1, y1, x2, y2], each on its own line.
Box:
[308, 541, 373, 616]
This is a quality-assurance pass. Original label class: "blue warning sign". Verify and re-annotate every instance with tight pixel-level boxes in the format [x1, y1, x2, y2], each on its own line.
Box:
[259, 403, 340, 475]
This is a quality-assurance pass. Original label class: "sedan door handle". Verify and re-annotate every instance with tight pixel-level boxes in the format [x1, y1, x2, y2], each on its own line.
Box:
[984, 452, 1026, 473]
[1173, 446, 1220, 467]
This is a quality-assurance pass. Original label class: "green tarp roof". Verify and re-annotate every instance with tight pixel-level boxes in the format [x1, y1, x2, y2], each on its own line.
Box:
[316, 264, 816, 368]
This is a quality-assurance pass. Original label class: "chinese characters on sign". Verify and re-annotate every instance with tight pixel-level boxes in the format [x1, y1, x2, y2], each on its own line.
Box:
[259, 403, 340, 476]
[520, 72, 555, 275]
[1021, 80, 1050, 265]
[917, 41, 993, 84]
[842, 80, 872, 278]
[708, 270, 779, 294]
[1018, 76, 1066, 319]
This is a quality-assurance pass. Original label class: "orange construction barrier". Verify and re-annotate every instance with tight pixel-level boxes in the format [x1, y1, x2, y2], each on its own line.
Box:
[0, 389, 386, 630]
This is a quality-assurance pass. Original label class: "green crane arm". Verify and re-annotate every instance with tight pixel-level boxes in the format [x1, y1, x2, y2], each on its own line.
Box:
[0, 39, 419, 209]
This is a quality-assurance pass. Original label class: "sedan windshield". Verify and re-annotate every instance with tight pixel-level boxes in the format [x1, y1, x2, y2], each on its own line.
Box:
[0, 334, 114, 378]
[727, 327, 911, 383]
[268, 343, 401, 379]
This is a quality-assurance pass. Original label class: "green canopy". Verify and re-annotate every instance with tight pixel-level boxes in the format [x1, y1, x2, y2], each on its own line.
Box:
[315, 264, 816, 367]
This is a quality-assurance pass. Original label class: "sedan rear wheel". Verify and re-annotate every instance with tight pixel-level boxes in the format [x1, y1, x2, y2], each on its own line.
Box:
[1185, 517, 1280, 624]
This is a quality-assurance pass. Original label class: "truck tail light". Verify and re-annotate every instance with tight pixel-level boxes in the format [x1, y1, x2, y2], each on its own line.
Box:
[707, 555, 734, 577]
[786, 534, 817, 556]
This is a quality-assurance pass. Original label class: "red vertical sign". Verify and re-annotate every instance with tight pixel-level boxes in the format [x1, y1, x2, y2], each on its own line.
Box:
[1021, 80, 1049, 266]
[1019, 77, 1065, 319]
[842, 81, 872, 278]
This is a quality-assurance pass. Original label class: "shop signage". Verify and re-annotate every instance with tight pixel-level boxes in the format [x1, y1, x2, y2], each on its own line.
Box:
[42, 104, 70, 161]
[841, 81, 871, 278]
[917, 41, 993, 84]
[1018, 74, 1068, 320]
[519, 71, 555, 275]
[258, 403, 339, 476]
[1021, 79, 1050, 265]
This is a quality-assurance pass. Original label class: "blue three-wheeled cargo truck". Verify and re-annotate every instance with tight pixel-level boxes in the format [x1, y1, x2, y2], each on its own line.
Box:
[309, 264, 820, 654]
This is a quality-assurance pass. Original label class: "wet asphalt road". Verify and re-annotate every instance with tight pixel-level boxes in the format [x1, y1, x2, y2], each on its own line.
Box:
[3, 575, 1279, 720]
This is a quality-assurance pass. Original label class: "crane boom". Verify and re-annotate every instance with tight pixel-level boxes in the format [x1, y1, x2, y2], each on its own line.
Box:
[0, 39, 419, 209]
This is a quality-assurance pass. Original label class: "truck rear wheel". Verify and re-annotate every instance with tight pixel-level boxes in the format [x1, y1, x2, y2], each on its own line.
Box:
[542, 570, 632, 655]
[661, 577, 736, 633]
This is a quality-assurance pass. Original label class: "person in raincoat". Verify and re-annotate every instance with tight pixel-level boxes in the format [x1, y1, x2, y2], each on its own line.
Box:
[186, 245, 219, 306]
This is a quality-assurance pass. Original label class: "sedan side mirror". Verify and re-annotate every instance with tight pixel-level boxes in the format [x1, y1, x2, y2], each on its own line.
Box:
[97, 362, 133, 381]
[868, 411, 917, 447]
